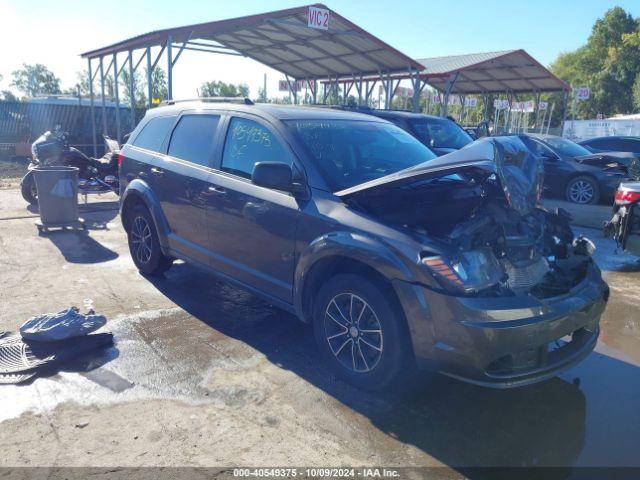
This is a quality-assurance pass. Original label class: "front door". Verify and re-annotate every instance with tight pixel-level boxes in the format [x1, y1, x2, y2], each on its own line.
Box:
[206, 115, 300, 302]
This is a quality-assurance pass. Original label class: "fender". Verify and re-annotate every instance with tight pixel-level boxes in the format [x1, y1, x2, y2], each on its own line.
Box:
[120, 179, 171, 253]
[293, 231, 437, 366]
[293, 230, 418, 318]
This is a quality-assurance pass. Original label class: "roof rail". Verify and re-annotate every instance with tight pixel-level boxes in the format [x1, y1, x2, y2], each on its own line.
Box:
[160, 97, 254, 106]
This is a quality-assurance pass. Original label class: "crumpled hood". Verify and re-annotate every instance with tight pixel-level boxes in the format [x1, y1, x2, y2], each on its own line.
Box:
[336, 136, 544, 216]
[575, 151, 637, 167]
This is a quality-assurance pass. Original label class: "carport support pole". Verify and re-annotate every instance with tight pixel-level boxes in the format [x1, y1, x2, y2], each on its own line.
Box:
[129, 51, 136, 129]
[99, 57, 107, 136]
[167, 36, 173, 101]
[113, 53, 122, 144]
[87, 59, 97, 158]
[560, 91, 569, 136]
[533, 91, 541, 131]
[146, 47, 152, 108]
[441, 73, 458, 117]
[410, 70, 420, 113]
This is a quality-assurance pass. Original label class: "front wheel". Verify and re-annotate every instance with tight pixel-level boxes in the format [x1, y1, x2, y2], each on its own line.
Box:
[125, 204, 173, 275]
[313, 274, 412, 391]
[21, 171, 38, 205]
[565, 176, 600, 204]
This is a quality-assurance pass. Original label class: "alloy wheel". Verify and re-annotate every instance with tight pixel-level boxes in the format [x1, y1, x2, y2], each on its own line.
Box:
[130, 216, 153, 264]
[568, 180, 594, 204]
[324, 293, 383, 374]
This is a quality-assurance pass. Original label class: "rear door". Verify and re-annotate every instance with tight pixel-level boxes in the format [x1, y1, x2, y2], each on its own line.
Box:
[205, 113, 300, 302]
[154, 112, 223, 264]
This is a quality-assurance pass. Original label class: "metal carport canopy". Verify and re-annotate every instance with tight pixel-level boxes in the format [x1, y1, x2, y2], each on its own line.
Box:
[416, 49, 571, 94]
[80, 4, 423, 80]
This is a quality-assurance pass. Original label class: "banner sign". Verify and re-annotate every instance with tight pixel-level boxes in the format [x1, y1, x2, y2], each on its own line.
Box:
[308, 6, 330, 30]
[278, 80, 303, 92]
[394, 86, 414, 98]
[563, 119, 640, 141]
[575, 87, 590, 100]
[465, 97, 478, 108]
[493, 99, 509, 110]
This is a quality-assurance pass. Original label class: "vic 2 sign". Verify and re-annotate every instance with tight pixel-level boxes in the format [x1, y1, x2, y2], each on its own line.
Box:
[308, 6, 330, 30]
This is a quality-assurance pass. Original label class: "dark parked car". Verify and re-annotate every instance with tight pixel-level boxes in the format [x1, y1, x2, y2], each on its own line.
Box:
[338, 107, 474, 156]
[118, 101, 608, 390]
[579, 136, 640, 156]
[520, 134, 632, 204]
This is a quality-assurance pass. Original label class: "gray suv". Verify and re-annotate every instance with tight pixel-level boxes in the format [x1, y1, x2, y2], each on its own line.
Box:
[119, 100, 608, 390]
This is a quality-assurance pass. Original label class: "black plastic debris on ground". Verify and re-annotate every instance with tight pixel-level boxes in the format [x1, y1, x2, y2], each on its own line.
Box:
[20, 306, 106, 342]
[0, 333, 114, 385]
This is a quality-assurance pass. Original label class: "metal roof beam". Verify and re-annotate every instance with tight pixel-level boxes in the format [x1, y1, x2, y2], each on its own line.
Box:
[253, 23, 360, 74]
[219, 30, 321, 77]
[283, 16, 390, 72]
[175, 45, 244, 56]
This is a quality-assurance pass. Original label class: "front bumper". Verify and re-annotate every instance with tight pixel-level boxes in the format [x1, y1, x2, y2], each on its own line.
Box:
[393, 261, 608, 388]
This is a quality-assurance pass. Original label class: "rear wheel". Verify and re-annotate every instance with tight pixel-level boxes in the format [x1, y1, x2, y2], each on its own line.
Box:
[126, 204, 173, 275]
[312, 274, 412, 391]
[565, 176, 600, 204]
[21, 171, 37, 205]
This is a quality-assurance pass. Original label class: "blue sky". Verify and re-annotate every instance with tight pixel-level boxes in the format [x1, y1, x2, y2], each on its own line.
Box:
[1, 0, 639, 98]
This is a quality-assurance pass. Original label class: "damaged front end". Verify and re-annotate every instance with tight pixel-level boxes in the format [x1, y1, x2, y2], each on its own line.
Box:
[338, 136, 598, 299]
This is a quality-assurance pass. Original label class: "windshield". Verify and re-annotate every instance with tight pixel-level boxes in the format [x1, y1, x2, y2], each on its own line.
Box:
[286, 119, 437, 191]
[409, 117, 472, 149]
[544, 137, 592, 157]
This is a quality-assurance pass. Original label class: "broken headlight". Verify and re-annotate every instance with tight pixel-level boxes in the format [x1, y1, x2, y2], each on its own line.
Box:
[422, 249, 503, 294]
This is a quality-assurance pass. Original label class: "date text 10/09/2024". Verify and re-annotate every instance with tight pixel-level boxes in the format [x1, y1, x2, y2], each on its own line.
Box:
[233, 468, 401, 478]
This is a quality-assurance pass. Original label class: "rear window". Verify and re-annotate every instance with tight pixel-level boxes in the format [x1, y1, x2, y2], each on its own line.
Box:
[168, 115, 220, 167]
[132, 115, 176, 152]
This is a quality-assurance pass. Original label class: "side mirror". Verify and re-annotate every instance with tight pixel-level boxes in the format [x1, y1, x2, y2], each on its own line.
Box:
[252, 162, 304, 194]
[541, 151, 557, 161]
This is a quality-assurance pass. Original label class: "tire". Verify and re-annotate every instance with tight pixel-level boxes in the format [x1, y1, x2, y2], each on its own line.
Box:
[565, 175, 600, 205]
[125, 204, 173, 276]
[21, 171, 38, 205]
[312, 273, 412, 391]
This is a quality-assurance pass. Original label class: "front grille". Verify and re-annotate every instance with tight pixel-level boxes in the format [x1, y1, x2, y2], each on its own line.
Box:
[486, 328, 594, 378]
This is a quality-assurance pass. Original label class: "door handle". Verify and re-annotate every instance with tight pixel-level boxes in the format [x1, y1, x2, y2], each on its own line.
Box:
[207, 186, 226, 195]
[150, 167, 164, 175]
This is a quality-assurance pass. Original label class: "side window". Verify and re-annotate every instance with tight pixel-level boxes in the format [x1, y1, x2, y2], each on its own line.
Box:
[221, 117, 291, 178]
[522, 137, 555, 158]
[589, 139, 611, 149]
[132, 115, 176, 152]
[168, 115, 220, 167]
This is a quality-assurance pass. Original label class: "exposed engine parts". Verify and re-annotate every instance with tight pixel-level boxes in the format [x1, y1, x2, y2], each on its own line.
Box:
[444, 203, 593, 297]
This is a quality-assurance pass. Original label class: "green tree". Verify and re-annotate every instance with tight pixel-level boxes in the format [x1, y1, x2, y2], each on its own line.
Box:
[549, 7, 640, 119]
[633, 74, 640, 111]
[10, 63, 61, 97]
[121, 69, 147, 108]
[199, 80, 249, 97]
[144, 67, 168, 104]
[257, 86, 268, 102]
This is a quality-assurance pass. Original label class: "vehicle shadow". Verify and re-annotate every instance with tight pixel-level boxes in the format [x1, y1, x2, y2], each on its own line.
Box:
[43, 229, 118, 263]
[144, 262, 640, 476]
